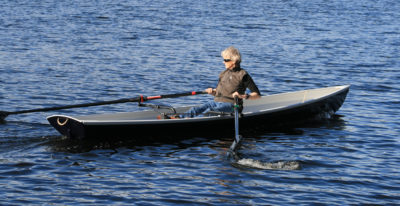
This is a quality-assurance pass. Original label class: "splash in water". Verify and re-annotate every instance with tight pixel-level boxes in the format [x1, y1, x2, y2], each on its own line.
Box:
[235, 158, 301, 170]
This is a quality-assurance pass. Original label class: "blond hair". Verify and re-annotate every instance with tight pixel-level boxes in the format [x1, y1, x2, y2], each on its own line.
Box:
[221, 46, 241, 64]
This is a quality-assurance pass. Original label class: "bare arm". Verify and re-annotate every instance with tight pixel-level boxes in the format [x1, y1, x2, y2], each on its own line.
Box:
[232, 91, 261, 100]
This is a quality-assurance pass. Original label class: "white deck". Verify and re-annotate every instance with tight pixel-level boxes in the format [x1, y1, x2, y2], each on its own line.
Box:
[48, 85, 350, 124]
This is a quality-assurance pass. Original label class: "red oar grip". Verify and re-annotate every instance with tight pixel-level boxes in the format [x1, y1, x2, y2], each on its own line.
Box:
[146, 95, 162, 100]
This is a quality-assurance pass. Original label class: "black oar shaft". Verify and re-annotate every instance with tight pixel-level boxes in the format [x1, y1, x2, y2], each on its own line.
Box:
[229, 97, 242, 153]
[5, 97, 140, 115]
[1, 90, 207, 119]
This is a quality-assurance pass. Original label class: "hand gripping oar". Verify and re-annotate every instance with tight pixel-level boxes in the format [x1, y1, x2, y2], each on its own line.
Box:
[228, 96, 242, 159]
[0, 91, 207, 122]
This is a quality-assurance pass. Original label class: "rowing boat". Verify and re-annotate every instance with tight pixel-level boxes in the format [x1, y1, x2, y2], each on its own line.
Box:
[47, 85, 350, 140]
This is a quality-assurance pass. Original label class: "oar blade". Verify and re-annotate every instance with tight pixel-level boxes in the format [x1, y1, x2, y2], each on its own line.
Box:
[0, 111, 9, 123]
[227, 135, 242, 161]
[229, 135, 242, 151]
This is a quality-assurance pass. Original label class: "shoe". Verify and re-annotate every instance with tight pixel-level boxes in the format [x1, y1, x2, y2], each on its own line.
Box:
[169, 115, 180, 119]
[157, 114, 180, 119]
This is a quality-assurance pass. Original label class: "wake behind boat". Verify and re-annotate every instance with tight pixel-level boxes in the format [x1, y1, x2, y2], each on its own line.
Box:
[47, 85, 350, 140]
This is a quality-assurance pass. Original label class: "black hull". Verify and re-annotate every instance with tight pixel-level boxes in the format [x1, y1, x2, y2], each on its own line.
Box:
[47, 85, 349, 141]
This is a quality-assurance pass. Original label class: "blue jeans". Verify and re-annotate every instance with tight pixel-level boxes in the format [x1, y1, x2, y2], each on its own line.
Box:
[180, 101, 233, 118]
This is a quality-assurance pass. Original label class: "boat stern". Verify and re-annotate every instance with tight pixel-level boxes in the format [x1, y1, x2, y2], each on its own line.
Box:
[47, 115, 85, 140]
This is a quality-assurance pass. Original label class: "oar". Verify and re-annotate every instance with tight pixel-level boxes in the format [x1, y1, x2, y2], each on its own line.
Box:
[0, 91, 207, 122]
[228, 96, 242, 159]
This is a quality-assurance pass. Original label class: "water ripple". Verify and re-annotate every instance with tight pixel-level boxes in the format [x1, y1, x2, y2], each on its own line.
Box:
[1, 0, 400, 205]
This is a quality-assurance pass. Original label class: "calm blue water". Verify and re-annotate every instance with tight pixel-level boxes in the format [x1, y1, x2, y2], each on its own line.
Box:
[1, 0, 399, 205]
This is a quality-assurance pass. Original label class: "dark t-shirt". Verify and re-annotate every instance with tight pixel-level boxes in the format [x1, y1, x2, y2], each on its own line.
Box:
[214, 67, 261, 103]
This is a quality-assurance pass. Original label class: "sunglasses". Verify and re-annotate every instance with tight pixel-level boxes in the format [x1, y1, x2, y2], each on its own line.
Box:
[223, 59, 232, 62]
